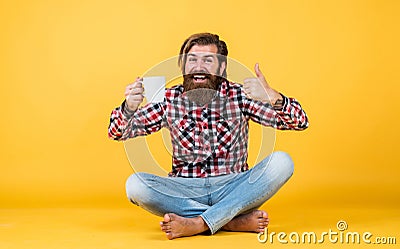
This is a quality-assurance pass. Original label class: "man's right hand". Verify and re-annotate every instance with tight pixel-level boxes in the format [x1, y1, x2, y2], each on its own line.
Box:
[124, 77, 144, 112]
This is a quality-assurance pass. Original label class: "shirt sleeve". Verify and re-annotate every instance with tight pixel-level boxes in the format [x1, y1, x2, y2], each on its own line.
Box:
[243, 92, 309, 131]
[108, 100, 165, 141]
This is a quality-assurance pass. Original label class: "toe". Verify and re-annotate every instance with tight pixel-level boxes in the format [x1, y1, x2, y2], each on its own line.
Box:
[257, 227, 265, 233]
[261, 211, 268, 219]
[166, 232, 174, 240]
[161, 224, 171, 231]
[163, 213, 172, 223]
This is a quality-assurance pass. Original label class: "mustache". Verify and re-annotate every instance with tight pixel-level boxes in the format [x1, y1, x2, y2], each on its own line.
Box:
[184, 70, 219, 78]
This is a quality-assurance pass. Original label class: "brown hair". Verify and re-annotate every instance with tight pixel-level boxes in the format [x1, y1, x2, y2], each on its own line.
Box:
[178, 33, 228, 78]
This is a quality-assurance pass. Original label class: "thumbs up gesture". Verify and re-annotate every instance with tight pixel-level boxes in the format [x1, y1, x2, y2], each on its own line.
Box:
[243, 63, 282, 105]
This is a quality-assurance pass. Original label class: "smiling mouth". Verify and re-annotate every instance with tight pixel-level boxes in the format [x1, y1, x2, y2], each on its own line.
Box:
[192, 74, 209, 83]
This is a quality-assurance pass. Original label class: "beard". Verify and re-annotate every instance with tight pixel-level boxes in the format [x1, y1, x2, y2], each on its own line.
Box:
[182, 71, 224, 106]
[183, 73, 221, 91]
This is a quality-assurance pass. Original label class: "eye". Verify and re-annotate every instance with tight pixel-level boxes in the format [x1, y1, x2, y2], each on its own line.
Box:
[188, 57, 197, 62]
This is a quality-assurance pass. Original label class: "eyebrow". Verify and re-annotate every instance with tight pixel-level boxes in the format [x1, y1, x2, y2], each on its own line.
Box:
[187, 53, 215, 58]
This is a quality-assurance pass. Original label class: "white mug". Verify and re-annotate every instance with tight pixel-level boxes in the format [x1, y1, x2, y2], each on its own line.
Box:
[142, 76, 166, 103]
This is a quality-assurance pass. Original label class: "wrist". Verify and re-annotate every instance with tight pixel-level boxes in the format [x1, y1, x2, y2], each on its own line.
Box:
[122, 100, 137, 115]
[271, 93, 285, 110]
[261, 89, 281, 105]
[272, 93, 283, 105]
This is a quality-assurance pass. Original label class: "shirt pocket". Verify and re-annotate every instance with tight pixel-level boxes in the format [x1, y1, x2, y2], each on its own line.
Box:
[175, 118, 196, 149]
[170, 117, 197, 161]
[213, 119, 234, 157]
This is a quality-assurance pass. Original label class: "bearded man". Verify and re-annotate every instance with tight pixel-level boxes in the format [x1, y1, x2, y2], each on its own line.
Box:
[108, 33, 309, 240]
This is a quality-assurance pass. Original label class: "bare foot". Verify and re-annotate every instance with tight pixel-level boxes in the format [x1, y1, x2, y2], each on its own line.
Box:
[159, 213, 209, 240]
[222, 210, 269, 233]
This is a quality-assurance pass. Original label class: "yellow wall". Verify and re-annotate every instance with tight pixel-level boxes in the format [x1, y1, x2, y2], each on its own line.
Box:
[1, 0, 399, 208]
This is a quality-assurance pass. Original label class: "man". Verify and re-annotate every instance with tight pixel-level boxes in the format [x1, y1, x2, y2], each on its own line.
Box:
[108, 33, 309, 240]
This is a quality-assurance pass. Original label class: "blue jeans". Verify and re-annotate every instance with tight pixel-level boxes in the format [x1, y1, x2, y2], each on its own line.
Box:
[126, 151, 294, 234]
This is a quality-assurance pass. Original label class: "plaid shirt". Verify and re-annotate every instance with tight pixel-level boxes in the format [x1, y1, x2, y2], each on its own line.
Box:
[108, 81, 308, 178]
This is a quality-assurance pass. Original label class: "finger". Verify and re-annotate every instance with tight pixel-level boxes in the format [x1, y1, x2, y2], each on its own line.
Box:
[127, 77, 142, 89]
[135, 76, 142, 83]
[244, 84, 256, 93]
[125, 77, 143, 97]
[128, 95, 144, 102]
[244, 78, 261, 87]
[127, 76, 142, 86]
[254, 63, 265, 80]
[131, 94, 144, 100]
[133, 81, 143, 89]
[243, 77, 257, 84]
[125, 84, 135, 94]
[130, 87, 144, 95]
[243, 84, 251, 91]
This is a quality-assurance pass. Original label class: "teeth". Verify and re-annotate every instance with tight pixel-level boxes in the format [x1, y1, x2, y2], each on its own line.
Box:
[193, 75, 206, 79]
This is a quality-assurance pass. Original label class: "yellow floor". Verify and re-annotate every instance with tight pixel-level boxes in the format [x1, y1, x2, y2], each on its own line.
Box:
[1, 202, 398, 249]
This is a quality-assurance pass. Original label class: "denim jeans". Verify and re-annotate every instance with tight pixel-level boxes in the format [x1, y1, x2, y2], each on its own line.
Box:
[125, 151, 294, 234]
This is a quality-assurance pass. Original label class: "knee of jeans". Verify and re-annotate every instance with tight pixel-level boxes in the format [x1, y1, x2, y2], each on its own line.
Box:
[125, 173, 151, 205]
[271, 151, 294, 179]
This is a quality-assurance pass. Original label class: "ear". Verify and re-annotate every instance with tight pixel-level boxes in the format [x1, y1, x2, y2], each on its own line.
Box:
[219, 61, 226, 76]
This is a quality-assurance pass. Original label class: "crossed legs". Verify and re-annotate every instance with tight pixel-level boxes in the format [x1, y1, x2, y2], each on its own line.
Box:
[126, 151, 294, 239]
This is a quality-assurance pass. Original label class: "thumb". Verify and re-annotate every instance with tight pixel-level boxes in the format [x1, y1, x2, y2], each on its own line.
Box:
[254, 63, 265, 80]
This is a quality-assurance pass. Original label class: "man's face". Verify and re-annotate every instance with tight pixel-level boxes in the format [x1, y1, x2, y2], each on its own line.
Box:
[183, 44, 226, 92]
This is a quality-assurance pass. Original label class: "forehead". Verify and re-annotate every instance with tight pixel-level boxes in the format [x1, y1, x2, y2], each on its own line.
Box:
[188, 44, 218, 55]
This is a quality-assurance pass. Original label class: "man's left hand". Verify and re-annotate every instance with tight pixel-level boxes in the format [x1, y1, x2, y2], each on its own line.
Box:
[243, 63, 282, 105]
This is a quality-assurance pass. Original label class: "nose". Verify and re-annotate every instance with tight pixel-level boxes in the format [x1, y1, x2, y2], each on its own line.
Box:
[194, 60, 203, 71]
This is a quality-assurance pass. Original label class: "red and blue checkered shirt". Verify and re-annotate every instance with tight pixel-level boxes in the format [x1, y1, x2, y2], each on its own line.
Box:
[108, 81, 308, 178]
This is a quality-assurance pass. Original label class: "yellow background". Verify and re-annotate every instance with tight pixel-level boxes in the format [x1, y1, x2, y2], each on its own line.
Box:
[1, 0, 399, 248]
